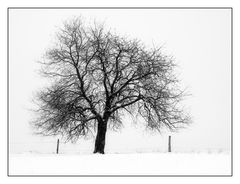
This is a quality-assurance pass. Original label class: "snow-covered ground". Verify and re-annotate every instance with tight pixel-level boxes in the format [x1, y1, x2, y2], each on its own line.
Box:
[9, 152, 231, 175]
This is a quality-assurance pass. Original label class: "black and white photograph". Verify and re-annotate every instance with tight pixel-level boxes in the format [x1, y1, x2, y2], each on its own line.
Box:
[8, 8, 232, 176]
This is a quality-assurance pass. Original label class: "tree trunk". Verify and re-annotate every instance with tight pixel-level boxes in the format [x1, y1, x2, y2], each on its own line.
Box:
[93, 120, 107, 154]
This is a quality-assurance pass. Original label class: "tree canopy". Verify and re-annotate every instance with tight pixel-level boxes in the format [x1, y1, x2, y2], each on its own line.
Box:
[32, 17, 191, 153]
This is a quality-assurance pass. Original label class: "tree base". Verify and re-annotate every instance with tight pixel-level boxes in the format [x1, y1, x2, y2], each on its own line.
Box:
[93, 150, 105, 154]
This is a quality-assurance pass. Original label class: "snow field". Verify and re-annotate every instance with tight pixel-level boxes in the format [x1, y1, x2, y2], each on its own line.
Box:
[9, 152, 231, 175]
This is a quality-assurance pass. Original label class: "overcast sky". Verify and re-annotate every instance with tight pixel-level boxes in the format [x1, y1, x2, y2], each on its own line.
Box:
[9, 9, 231, 153]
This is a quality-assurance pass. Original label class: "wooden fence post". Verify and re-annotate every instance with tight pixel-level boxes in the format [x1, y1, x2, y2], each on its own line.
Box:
[168, 136, 171, 152]
[56, 139, 59, 154]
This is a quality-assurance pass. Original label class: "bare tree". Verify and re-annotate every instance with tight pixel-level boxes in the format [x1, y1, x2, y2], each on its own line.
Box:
[32, 17, 190, 154]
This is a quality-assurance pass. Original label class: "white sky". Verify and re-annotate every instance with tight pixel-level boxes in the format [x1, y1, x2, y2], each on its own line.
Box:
[9, 9, 231, 153]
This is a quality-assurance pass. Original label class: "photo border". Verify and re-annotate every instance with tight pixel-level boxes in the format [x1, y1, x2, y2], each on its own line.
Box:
[7, 7, 233, 177]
